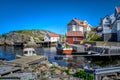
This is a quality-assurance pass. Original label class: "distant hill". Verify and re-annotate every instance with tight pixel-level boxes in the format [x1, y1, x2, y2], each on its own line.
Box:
[0, 30, 59, 43]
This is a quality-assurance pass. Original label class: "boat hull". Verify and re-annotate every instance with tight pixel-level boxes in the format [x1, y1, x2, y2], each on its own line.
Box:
[56, 42, 73, 55]
[56, 48, 73, 55]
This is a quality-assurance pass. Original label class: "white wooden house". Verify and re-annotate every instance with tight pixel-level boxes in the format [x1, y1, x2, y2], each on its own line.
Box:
[97, 7, 120, 41]
[66, 18, 91, 44]
[44, 32, 59, 42]
[67, 18, 91, 33]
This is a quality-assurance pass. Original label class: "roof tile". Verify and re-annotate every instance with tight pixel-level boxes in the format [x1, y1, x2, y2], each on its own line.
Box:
[66, 31, 83, 37]
[69, 18, 89, 27]
[48, 33, 59, 37]
[116, 7, 120, 13]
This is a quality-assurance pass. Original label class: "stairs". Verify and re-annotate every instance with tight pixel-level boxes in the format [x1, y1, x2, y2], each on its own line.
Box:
[85, 32, 96, 41]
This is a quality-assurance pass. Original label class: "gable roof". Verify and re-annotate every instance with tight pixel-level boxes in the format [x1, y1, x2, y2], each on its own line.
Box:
[48, 32, 59, 37]
[116, 7, 120, 13]
[73, 18, 84, 25]
[67, 18, 89, 27]
[66, 31, 83, 37]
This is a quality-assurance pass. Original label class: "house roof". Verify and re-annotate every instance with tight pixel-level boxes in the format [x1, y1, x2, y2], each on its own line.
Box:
[116, 7, 120, 13]
[66, 31, 83, 37]
[48, 32, 59, 37]
[67, 18, 89, 27]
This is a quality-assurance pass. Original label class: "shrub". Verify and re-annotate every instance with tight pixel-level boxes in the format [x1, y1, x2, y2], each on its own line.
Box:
[90, 33, 101, 41]
[73, 70, 94, 80]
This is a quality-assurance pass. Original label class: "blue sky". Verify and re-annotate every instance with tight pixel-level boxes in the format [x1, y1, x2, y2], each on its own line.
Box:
[0, 0, 120, 34]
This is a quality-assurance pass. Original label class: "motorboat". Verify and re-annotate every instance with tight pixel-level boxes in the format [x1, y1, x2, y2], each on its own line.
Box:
[56, 42, 73, 55]
[23, 48, 37, 56]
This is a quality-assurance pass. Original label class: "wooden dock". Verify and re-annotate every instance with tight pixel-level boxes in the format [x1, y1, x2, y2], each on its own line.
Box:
[68, 44, 120, 56]
[71, 52, 120, 56]
[0, 56, 47, 76]
[0, 65, 21, 76]
[13, 41, 56, 47]
[6, 56, 47, 67]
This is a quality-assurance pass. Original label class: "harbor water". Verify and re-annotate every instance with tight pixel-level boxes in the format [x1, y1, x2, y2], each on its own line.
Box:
[0, 46, 120, 69]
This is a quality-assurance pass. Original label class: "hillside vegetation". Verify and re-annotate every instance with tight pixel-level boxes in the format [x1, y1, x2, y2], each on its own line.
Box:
[0, 30, 56, 43]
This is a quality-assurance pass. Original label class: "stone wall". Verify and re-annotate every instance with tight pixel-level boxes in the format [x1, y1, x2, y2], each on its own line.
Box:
[96, 42, 120, 46]
[102, 33, 117, 41]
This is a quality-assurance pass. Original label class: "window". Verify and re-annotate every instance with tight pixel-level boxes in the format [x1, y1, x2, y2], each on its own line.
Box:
[73, 37, 77, 41]
[67, 26, 72, 31]
[76, 26, 79, 31]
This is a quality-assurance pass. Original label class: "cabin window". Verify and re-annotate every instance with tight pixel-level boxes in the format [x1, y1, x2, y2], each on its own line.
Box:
[33, 51, 35, 53]
[24, 51, 28, 54]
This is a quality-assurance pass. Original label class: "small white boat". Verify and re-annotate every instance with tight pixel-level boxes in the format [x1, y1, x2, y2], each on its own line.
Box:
[23, 48, 37, 56]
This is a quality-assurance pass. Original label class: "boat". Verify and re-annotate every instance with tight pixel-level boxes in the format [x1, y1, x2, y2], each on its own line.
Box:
[23, 48, 37, 56]
[56, 42, 73, 55]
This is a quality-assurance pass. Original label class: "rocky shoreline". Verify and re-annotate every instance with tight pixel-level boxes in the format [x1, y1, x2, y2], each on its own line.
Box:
[23, 61, 94, 80]
[0, 57, 94, 80]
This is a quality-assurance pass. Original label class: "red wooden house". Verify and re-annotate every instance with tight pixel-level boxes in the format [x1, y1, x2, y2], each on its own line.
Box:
[66, 31, 83, 44]
[66, 18, 91, 44]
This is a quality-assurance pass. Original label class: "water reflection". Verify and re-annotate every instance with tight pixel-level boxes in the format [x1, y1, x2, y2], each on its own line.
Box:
[0, 46, 16, 60]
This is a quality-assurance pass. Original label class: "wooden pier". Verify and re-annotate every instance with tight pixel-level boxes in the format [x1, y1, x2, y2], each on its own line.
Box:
[68, 44, 120, 56]
[13, 41, 56, 47]
[13, 42, 24, 46]
[0, 65, 21, 76]
[6, 56, 47, 67]
[36, 41, 51, 47]
[0, 56, 47, 77]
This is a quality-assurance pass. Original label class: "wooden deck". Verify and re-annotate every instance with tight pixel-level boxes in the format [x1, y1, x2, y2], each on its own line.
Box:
[0, 65, 21, 76]
[0, 56, 47, 76]
[6, 56, 47, 67]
